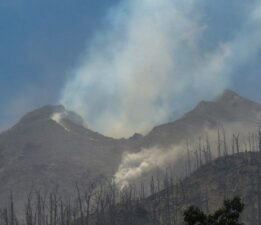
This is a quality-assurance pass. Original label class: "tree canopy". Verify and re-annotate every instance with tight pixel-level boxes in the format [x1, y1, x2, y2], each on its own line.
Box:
[184, 197, 245, 225]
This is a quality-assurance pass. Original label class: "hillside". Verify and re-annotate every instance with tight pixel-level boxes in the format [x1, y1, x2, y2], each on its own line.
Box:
[141, 90, 261, 148]
[0, 89, 260, 215]
[143, 152, 261, 225]
[0, 105, 125, 211]
[0, 151, 258, 225]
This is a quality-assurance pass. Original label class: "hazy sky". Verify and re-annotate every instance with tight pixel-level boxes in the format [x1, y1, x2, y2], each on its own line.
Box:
[0, 0, 119, 129]
[1, 0, 261, 134]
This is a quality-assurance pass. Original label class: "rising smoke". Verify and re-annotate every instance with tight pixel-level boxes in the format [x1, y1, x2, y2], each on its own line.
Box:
[114, 123, 261, 189]
[114, 146, 183, 189]
[60, 0, 261, 138]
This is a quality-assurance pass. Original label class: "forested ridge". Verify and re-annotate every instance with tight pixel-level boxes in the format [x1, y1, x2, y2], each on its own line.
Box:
[1, 131, 261, 225]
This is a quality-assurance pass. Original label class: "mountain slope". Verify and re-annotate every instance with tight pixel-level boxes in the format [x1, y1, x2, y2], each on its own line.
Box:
[141, 90, 261, 148]
[142, 152, 261, 225]
[0, 105, 125, 211]
[0, 89, 261, 213]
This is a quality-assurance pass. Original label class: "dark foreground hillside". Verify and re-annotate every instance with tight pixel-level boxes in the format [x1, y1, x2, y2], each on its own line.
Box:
[144, 151, 261, 225]
[1, 151, 260, 225]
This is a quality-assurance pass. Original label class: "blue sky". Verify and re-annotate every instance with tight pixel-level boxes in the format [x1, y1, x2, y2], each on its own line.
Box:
[0, 0, 261, 133]
[0, 0, 119, 129]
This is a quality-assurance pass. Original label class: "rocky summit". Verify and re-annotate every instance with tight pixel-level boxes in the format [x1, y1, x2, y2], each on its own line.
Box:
[0, 90, 261, 216]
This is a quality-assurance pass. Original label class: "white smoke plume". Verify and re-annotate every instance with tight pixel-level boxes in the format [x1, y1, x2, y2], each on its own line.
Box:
[114, 124, 261, 189]
[51, 112, 70, 132]
[60, 0, 261, 138]
[114, 146, 183, 189]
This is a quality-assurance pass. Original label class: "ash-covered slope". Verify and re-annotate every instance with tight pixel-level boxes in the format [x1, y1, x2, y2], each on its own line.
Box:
[0, 105, 124, 209]
[142, 90, 261, 148]
[114, 90, 261, 188]
[0, 89, 261, 213]
[143, 152, 261, 225]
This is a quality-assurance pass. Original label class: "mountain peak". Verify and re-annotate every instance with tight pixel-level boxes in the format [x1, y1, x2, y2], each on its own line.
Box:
[19, 105, 65, 123]
[18, 105, 84, 127]
[182, 89, 261, 124]
[190, 90, 242, 114]
[215, 89, 242, 103]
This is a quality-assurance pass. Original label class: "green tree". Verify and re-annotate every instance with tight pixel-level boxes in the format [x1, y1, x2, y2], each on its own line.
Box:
[184, 206, 207, 225]
[184, 197, 245, 225]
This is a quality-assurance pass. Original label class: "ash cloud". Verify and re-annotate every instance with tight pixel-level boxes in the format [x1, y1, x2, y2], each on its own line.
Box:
[114, 123, 261, 189]
[60, 0, 261, 138]
[114, 146, 183, 190]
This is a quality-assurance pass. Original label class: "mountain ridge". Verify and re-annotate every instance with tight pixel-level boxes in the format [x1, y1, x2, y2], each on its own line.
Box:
[140, 90, 261, 148]
[0, 89, 260, 214]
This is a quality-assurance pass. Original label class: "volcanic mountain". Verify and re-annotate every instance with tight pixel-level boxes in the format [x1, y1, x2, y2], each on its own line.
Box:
[0, 105, 125, 210]
[0, 90, 260, 211]
[141, 89, 261, 148]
